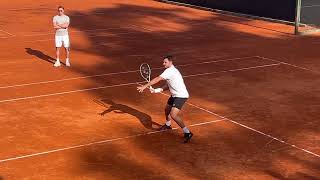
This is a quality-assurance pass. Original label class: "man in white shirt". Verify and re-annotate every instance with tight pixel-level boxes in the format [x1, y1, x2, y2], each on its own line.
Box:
[137, 55, 193, 143]
[53, 6, 71, 67]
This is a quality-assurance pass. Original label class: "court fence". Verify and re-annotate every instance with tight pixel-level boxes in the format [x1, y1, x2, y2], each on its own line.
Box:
[156, 0, 320, 35]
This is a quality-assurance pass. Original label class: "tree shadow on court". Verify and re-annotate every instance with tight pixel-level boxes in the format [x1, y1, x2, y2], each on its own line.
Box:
[95, 98, 161, 130]
[57, 2, 320, 179]
[25, 48, 64, 65]
[266, 170, 320, 180]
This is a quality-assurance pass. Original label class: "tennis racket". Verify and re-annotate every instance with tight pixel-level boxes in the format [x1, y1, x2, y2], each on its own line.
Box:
[139, 63, 154, 91]
[140, 63, 151, 82]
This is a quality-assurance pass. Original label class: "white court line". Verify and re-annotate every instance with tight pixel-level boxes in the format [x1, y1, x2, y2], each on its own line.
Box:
[21, 27, 132, 37]
[256, 56, 320, 74]
[0, 63, 280, 103]
[0, 56, 256, 89]
[0, 119, 225, 163]
[0, 62, 319, 163]
[0, 81, 145, 103]
[0, 63, 281, 103]
[0, 62, 280, 103]
[0, 21, 217, 40]
[0, 47, 220, 66]
[187, 98, 320, 158]
[23, 31, 141, 43]
[183, 63, 281, 78]
[0, 58, 35, 65]
[0, 29, 15, 37]
[148, 85, 320, 159]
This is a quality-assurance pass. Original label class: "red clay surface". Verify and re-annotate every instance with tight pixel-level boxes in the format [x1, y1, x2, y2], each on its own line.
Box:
[0, 0, 319, 179]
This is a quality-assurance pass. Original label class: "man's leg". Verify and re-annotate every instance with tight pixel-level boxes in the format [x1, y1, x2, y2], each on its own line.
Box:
[65, 47, 70, 66]
[169, 107, 186, 129]
[159, 105, 173, 131]
[64, 36, 71, 66]
[54, 47, 61, 67]
[170, 107, 193, 143]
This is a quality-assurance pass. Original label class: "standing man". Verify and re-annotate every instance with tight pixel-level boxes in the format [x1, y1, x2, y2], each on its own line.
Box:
[53, 6, 71, 67]
[137, 55, 193, 143]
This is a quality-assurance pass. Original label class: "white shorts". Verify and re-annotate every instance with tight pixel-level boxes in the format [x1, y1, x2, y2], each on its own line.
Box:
[55, 35, 70, 48]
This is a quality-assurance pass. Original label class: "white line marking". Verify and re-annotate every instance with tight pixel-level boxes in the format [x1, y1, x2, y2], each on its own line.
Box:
[0, 29, 15, 36]
[0, 119, 225, 163]
[151, 83, 320, 159]
[183, 63, 281, 78]
[0, 62, 280, 105]
[256, 56, 320, 74]
[226, 119, 320, 158]
[0, 59, 318, 163]
[22, 31, 141, 43]
[0, 56, 256, 89]
[0, 63, 279, 103]
[0, 70, 140, 89]
[0, 20, 228, 40]
[21, 27, 131, 37]
[0, 58, 35, 65]
[0, 82, 143, 103]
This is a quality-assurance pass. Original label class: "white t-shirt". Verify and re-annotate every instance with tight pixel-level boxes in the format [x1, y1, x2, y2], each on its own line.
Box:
[53, 15, 70, 36]
[160, 65, 189, 98]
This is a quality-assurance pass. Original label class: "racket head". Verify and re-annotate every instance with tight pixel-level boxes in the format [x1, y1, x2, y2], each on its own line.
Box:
[140, 63, 151, 82]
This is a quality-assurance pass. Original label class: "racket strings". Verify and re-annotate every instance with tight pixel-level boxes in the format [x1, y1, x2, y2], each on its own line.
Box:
[140, 63, 151, 82]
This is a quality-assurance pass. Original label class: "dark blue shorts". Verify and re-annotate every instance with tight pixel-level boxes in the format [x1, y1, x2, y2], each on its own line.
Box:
[167, 96, 188, 110]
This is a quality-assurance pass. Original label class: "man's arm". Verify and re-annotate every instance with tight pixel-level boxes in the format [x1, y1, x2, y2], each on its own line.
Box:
[160, 84, 169, 91]
[149, 83, 168, 93]
[137, 76, 164, 92]
[58, 22, 69, 29]
[53, 21, 61, 29]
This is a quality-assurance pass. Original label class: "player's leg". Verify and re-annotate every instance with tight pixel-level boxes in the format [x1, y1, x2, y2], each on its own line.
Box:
[54, 36, 62, 67]
[158, 97, 174, 131]
[169, 107, 186, 129]
[169, 98, 193, 143]
[63, 35, 71, 66]
[159, 105, 173, 130]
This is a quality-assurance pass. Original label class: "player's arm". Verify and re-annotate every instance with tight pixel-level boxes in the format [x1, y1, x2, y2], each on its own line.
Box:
[161, 84, 169, 91]
[53, 21, 61, 29]
[150, 84, 168, 94]
[59, 22, 69, 29]
[137, 76, 164, 93]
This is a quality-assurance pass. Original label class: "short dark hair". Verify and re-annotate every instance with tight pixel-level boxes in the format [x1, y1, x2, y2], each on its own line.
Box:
[164, 55, 173, 61]
[58, 6, 64, 10]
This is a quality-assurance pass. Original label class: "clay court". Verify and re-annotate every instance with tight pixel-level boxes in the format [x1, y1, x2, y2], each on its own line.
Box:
[0, 0, 319, 179]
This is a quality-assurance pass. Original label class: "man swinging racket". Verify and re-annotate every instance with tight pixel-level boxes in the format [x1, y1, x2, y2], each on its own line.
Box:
[137, 55, 193, 143]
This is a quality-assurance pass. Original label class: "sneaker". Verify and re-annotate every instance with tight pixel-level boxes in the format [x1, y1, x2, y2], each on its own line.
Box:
[66, 61, 70, 67]
[183, 132, 193, 143]
[158, 124, 172, 131]
[53, 60, 61, 67]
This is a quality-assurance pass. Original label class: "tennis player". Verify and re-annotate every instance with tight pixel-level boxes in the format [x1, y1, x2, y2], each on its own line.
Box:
[53, 6, 71, 67]
[137, 55, 193, 143]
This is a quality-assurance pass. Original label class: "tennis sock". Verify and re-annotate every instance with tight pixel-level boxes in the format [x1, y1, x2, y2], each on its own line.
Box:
[183, 127, 190, 133]
[165, 120, 171, 126]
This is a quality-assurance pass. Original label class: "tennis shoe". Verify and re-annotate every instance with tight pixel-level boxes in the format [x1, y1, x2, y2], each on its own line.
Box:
[158, 124, 172, 131]
[183, 132, 193, 143]
[54, 60, 61, 67]
[66, 60, 70, 67]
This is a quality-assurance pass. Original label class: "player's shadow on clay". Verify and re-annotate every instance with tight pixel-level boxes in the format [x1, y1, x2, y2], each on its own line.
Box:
[95, 99, 161, 130]
[25, 48, 65, 65]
